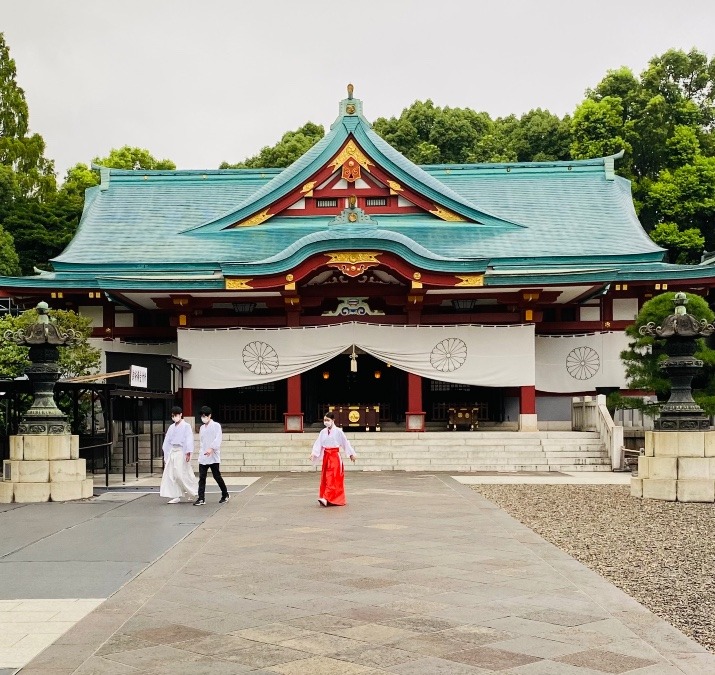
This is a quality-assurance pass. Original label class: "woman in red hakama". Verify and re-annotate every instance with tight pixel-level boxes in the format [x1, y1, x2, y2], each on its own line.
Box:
[310, 411, 356, 506]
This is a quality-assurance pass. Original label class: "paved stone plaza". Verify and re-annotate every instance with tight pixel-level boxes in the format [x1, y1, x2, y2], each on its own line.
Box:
[7, 473, 715, 674]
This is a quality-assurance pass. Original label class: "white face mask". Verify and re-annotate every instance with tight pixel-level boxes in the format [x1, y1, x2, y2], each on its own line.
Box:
[171, 415, 180, 422]
[201, 416, 209, 424]
[324, 419, 333, 428]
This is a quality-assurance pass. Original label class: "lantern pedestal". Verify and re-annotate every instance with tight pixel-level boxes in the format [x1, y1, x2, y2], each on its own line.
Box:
[631, 430, 715, 502]
[1, 433, 93, 503]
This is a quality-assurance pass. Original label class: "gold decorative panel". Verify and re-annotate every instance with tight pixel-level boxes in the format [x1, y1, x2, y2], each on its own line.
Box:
[330, 140, 374, 173]
[325, 251, 381, 278]
[429, 205, 466, 222]
[225, 278, 254, 290]
[326, 251, 380, 265]
[236, 209, 272, 227]
[455, 275, 484, 287]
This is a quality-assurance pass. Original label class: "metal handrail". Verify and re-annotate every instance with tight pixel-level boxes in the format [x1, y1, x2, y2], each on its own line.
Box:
[122, 433, 141, 482]
[79, 441, 111, 476]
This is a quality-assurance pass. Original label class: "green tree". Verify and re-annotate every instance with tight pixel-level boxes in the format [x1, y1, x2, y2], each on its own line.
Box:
[0, 32, 56, 200]
[0, 223, 20, 275]
[570, 97, 632, 165]
[2, 195, 78, 274]
[60, 163, 100, 200]
[649, 222, 706, 263]
[373, 100, 441, 160]
[374, 100, 571, 165]
[93, 146, 176, 171]
[617, 292, 715, 414]
[575, 49, 715, 253]
[221, 122, 325, 169]
[509, 109, 573, 162]
[645, 155, 715, 250]
[374, 101, 492, 164]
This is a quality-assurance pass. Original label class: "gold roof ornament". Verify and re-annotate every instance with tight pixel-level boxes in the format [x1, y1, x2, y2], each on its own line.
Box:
[236, 209, 272, 227]
[330, 140, 373, 172]
[455, 275, 484, 287]
[225, 278, 254, 290]
[347, 83, 354, 100]
[429, 205, 466, 222]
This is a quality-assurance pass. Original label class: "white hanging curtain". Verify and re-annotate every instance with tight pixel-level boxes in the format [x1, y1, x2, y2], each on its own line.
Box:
[535, 331, 629, 393]
[178, 323, 535, 390]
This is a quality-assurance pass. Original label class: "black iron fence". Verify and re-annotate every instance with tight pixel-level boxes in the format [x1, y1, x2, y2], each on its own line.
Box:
[0, 380, 174, 487]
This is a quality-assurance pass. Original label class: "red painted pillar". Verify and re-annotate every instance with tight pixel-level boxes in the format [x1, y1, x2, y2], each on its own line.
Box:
[181, 387, 193, 418]
[519, 385, 536, 415]
[284, 374, 304, 432]
[408, 373, 422, 412]
[406, 372, 425, 431]
[287, 374, 301, 413]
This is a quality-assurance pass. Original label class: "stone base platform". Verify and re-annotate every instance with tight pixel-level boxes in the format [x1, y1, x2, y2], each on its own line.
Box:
[1, 434, 93, 503]
[631, 429, 715, 501]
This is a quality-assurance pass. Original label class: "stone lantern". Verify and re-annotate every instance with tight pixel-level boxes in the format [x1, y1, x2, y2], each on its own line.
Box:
[3, 301, 79, 435]
[1, 302, 93, 503]
[638, 291, 714, 431]
[633, 292, 715, 502]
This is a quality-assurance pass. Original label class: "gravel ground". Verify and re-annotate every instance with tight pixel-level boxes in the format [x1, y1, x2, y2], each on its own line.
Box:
[471, 484, 715, 652]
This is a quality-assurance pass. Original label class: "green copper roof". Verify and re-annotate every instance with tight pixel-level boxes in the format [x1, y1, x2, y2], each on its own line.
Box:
[8, 92, 714, 291]
[185, 99, 519, 233]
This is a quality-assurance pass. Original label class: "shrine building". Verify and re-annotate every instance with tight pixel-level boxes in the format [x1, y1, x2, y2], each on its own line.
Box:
[3, 86, 715, 433]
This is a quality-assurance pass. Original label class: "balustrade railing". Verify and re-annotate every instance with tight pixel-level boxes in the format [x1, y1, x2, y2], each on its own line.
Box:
[572, 395, 624, 470]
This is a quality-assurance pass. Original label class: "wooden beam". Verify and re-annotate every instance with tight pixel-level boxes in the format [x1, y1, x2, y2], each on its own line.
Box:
[61, 370, 130, 383]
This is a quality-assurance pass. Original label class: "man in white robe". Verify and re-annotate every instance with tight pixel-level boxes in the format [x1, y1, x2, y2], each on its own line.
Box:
[160, 406, 199, 504]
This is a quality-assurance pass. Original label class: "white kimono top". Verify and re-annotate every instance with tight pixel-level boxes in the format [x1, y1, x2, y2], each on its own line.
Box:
[162, 420, 194, 462]
[199, 419, 222, 465]
[311, 426, 356, 464]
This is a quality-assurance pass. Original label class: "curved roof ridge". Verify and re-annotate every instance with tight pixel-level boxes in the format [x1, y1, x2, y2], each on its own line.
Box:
[184, 95, 527, 233]
[354, 124, 523, 227]
[251, 225, 466, 266]
[421, 151, 625, 173]
[182, 124, 346, 231]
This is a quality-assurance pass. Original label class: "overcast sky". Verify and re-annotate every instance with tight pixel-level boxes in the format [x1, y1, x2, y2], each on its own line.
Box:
[3, 0, 715, 179]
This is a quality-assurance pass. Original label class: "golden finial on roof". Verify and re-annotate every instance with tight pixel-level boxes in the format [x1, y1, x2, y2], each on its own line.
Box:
[347, 83, 354, 100]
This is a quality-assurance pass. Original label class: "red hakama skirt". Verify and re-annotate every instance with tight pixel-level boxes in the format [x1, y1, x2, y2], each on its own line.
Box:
[319, 447, 347, 506]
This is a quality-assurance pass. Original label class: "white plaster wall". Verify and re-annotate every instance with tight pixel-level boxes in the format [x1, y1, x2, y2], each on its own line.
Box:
[613, 298, 639, 321]
[77, 305, 103, 328]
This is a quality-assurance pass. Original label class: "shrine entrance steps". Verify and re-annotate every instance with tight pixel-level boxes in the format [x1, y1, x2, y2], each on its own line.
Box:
[217, 430, 611, 473]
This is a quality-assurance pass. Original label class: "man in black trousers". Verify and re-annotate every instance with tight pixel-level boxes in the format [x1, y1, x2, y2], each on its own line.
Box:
[193, 406, 230, 505]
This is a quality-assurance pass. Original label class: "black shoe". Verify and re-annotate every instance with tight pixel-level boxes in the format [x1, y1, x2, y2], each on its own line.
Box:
[193, 498, 205, 506]
[219, 494, 230, 504]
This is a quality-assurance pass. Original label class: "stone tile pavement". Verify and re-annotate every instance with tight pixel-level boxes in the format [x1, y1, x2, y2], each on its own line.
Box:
[14, 472, 714, 674]
[0, 477, 256, 673]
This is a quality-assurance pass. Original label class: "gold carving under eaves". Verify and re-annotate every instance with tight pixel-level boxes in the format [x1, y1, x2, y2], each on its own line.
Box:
[325, 251, 381, 278]
[301, 181, 316, 197]
[455, 275, 484, 287]
[429, 205, 466, 222]
[330, 140, 374, 173]
[236, 209, 272, 227]
[387, 180, 403, 194]
[225, 278, 254, 290]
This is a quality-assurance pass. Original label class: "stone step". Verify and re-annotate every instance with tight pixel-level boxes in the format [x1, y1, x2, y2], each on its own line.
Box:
[105, 430, 610, 473]
[217, 464, 612, 473]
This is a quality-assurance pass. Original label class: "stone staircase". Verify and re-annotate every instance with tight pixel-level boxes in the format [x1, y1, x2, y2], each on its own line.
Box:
[217, 430, 611, 473]
[107, 430, 611, 474]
